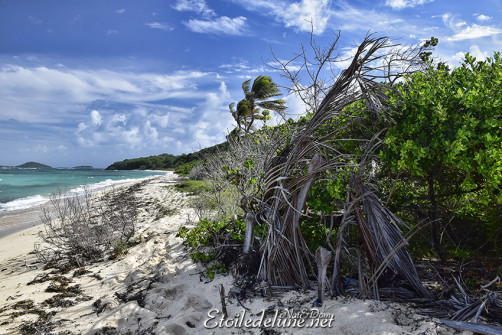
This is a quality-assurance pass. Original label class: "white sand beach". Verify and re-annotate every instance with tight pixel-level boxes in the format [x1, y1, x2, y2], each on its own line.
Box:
[0, 174, 469, 334]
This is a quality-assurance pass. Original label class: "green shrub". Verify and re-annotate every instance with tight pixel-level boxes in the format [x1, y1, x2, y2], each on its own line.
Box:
[176, 217, 245, 280]
[155, 203, 179, 220]
[113, 240, 128, 258]
[174, 180, 210, 195]
[206, 263, 226, 280]
[175, 160, 202, 176]
[190, 251, 214, 263]
[176, 217, 245, 249]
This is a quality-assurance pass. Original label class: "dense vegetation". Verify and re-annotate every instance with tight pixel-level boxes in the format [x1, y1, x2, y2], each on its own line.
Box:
[381, 52, 502, 261]
[105, 142, 228, 172]
[174, 34, 502, 319]
[115, 34, 501, 324]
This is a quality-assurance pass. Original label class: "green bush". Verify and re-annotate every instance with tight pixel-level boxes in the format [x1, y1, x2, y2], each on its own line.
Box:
[175, 160, 202, 176]
[174, 180, 210, 195]
[176, 217, 245, 249]
[177, 218, 242, 281]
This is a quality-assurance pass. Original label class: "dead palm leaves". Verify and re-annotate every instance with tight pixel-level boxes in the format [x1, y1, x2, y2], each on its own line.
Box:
[251, 34, 433, 299]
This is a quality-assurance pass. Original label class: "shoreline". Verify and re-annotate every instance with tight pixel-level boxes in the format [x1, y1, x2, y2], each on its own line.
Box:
[0, 174, 466, 335]
[0, 172, 171, 239]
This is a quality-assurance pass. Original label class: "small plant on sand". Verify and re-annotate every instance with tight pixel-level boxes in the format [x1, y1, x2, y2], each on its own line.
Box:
[113, 240, 128, 258]
[206, 262, 226, 280]
[177, 217, 245, 280]
[174, 179, 210, 196]
[38, 186, 137, 267]
[154, 203, 178, 220]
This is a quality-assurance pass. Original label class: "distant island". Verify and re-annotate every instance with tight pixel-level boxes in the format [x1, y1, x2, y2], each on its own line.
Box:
[72, 166, 93, 169]
[17, 161, 52, 168]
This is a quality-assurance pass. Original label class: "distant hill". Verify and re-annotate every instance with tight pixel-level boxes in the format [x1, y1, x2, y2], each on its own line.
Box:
[106, 142, 228, 171]
[73, 166, 93, 169]
[17, 161, 52, 168]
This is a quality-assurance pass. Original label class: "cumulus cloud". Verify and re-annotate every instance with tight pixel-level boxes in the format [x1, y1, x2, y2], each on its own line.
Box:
[476, 14, 491, 22]
[189, 81, 233, 148]
[76, 109, 157, 148]
[279, 0, 332, 34]
[446, 45, 490, 66]
[468, 45, 490, 60]
[90, 110, 102, 126]
[185, 16, 248, 35]
[74, 81, 233, 154]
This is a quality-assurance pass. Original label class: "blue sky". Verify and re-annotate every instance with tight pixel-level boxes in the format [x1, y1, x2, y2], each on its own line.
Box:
[1, 0, 501, 168]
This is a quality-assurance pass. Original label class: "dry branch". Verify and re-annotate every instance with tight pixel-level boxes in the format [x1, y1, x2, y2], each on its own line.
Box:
[252, 33, 433, 301]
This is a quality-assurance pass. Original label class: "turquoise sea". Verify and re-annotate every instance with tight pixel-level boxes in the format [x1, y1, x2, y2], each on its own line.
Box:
[0, 168, 168, 212]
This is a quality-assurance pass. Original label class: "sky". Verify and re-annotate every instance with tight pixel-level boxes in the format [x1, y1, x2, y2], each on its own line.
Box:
[1, 0, 501, 168]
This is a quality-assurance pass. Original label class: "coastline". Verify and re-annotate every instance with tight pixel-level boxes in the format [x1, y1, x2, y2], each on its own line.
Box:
[0, 175, 466, 334]
[0, 171, 172, 239]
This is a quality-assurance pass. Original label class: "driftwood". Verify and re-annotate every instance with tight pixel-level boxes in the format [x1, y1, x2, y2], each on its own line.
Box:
[219, 284, 228, 319]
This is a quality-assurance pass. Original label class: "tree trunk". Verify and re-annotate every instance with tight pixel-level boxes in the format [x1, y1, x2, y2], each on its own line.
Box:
[243, 212, 255, 254]
[428, 174, 446, 263]
[316, 246, 332, 306]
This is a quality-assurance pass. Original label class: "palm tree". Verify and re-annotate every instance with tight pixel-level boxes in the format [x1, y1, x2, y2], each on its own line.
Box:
[230, 75, 286, 135]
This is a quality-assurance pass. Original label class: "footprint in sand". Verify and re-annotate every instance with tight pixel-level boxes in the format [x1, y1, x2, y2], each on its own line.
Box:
[184, 294, 212, 312]
[145, 284, 186, 309]
[157, 323, 187, 335]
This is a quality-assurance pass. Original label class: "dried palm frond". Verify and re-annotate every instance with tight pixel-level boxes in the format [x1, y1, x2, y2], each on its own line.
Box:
[251, 33, 432, 300]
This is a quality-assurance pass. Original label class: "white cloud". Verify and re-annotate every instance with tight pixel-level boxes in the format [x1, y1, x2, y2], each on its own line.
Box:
[75, 82, 232, 152]
[111, 113, 127, 126]
[436, 44, 492, 68]
[233, 0, 332, 34]
[151, 113, 170, 128]
[440, 13, 502, 42]
[0, 61, 237, 163]
[447, 24, 502, 41]
[476, 14, 491, 22]
[468, 45, 489, 60]
[116, 9, 126, 14]
[107, 30, 118, 36]
[189, 81, 234, 149]
[385, 0, 434, 9]
[0, 65, 214, 122]
[173, 0, 215, 18]
[145, 22, 174, 31]
[90, 110, 102, 126]
[235, 0, 411, 35]
[280, 0, 332, 34]
[185, 16, 248, 35]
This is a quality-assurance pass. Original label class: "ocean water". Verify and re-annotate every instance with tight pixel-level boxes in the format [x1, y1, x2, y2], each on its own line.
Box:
[0, 167, 169, 212]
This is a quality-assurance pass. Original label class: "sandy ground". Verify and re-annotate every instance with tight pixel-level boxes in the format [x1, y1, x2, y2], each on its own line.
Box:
[0, 174, 470, 335]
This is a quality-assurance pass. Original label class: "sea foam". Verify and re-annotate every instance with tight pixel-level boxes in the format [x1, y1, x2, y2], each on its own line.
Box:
[0, 176, 158, 213]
